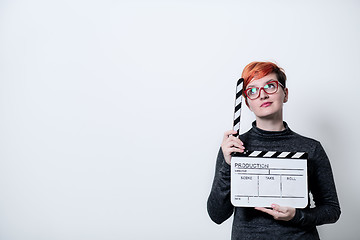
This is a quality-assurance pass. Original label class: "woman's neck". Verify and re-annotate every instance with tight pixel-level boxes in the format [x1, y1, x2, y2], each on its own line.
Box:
[255, 116, 285, 132]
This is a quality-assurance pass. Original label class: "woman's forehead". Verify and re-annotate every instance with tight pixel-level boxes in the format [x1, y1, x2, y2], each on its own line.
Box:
[247, 73, 278, 87]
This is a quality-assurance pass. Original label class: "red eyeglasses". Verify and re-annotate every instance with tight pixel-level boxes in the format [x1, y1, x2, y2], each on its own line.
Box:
[244, 80, 284, 100]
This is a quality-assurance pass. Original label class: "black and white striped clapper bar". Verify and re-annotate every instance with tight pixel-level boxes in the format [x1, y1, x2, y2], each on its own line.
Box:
[233, 78, 244, 137]
[232, 151, 308, 159]
[230, 78, 308, 208]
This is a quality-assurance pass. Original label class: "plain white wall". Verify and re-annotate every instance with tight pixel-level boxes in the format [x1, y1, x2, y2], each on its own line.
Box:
[0, 0, 359, 239]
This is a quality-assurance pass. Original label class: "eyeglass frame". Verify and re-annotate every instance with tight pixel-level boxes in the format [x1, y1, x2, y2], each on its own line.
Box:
[244, 80, 285, 100]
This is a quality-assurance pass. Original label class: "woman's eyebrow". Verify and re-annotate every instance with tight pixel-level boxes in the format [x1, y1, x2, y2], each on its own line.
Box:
[247, 79, 276, 88]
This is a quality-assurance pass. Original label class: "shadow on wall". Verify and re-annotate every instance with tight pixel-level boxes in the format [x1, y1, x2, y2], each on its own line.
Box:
[313, 110, 359, 239]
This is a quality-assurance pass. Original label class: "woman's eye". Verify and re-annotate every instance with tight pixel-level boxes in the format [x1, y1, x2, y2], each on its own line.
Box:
[249, 88, 257, 95]
[265, 83, 276, 89]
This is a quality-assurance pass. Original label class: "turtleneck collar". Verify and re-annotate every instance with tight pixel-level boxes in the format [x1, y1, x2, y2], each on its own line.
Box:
[250, 121, 292, 138]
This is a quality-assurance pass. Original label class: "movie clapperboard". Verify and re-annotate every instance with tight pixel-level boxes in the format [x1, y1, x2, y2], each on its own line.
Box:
[230, 78, 308, 208]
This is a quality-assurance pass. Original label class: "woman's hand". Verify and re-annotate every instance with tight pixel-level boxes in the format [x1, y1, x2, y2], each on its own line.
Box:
[255, 204, 295, 221]
[221, 130, 245, 165]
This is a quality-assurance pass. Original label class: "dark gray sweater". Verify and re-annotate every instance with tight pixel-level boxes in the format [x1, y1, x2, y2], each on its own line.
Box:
[207, 122, 341, 240]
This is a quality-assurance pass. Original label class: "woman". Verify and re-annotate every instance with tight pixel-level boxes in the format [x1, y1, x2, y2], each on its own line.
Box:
[207, 62, 341, 239]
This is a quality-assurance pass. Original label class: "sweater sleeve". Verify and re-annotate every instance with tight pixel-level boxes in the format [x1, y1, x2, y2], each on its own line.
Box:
[207, 148, 234, 224]
[289, 142, 341, 227]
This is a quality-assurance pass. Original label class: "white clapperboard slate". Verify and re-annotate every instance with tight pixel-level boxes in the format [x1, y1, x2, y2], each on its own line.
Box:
[230, 78, 308, 208]
[231, 151, 308, 208]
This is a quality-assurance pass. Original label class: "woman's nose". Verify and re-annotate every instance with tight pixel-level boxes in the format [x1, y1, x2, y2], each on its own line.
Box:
[259, 88, 269, 99]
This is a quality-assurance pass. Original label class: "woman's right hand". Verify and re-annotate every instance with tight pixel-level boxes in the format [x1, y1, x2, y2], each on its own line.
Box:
[221, 130, 245, 165]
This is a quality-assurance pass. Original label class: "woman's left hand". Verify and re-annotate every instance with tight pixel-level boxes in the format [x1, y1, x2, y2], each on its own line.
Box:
[255, 204, 295, 221]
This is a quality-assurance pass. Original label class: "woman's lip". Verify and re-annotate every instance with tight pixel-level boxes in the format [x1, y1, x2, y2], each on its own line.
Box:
[261, 102, 272, 107]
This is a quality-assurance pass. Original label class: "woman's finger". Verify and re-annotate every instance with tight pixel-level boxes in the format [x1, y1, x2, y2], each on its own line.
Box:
[222, 146, 245, 157]
[230, 142, 245, 150]
[228, 135, 244, 145]
[271, 204, 285, 213]
[223, 130, 238, 141]
[255, 207, 276, 217]
[229, 147, 244, 153]
[255, 205, 295, 221]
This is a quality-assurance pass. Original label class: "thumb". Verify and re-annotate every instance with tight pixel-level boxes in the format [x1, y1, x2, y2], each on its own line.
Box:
[271, 204, 285, 213]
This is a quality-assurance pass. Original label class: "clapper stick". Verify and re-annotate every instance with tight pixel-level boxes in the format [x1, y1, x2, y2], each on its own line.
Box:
[233, 78, 244, 137]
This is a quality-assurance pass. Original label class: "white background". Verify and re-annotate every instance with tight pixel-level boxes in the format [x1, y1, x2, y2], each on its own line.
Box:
[0, 0, 359, 239]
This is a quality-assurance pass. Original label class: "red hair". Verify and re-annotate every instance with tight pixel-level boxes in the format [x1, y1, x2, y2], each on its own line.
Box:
[241, 61, 287, 92]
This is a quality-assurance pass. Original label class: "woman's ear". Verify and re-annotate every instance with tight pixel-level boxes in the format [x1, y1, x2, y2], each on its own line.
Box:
[283, 88, 289, 103]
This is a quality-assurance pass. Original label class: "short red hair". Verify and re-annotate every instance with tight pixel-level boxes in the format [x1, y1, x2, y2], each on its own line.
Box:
[241, 61, 287, 93]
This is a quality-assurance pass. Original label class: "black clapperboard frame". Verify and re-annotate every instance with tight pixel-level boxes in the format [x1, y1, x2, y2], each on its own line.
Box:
[230, 78, 308, 208]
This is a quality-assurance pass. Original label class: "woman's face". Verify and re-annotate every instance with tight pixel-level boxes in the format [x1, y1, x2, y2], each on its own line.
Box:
[246, 73, 288, 120]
